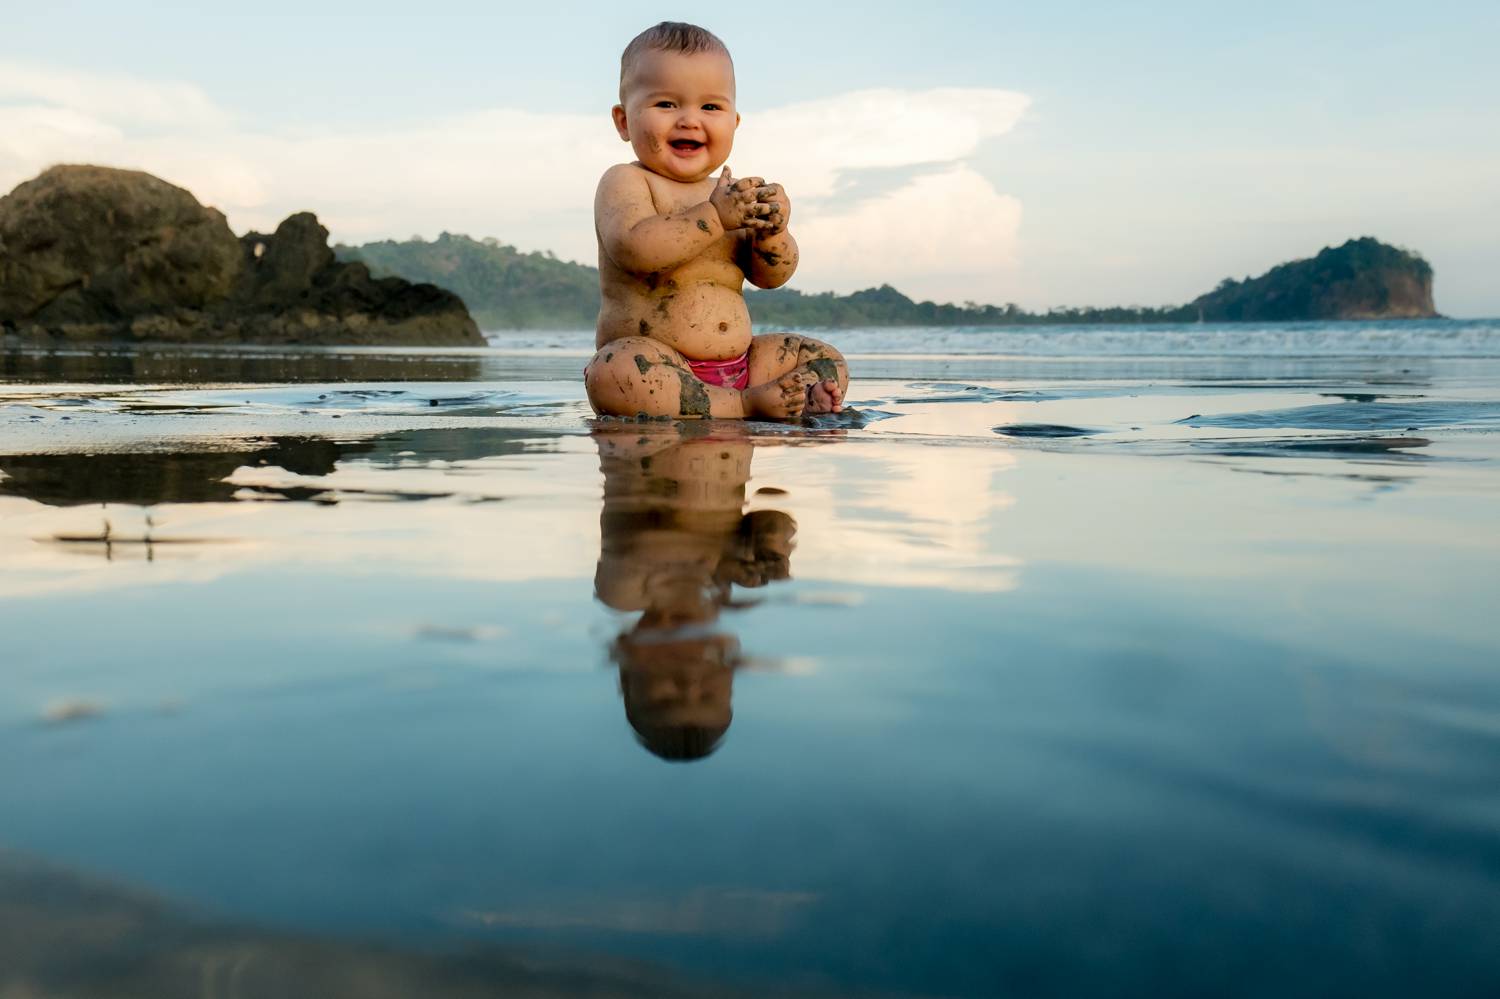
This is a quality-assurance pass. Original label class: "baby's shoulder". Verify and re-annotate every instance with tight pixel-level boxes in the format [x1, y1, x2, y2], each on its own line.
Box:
[596, 162, 653, 194]
[595, 163, 657, 214]
[599, 161, 648, 182]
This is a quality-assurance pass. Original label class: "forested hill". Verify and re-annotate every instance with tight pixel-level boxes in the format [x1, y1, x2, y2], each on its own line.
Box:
[1187, 237, 1436, 321]
[335, 234, 1437, 330]
[336, 234, 598, 330]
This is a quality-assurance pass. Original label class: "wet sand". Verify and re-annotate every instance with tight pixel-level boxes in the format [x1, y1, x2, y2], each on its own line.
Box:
[2, 339, 1499, 997]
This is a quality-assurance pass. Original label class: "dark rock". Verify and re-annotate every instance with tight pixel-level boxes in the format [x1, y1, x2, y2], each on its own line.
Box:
[237, 212, 336, 308]
[0, 165, 241, 328]
[0, 165, 483, 346]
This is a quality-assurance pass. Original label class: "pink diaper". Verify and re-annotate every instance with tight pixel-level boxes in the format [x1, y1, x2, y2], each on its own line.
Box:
[686, 351, 751, 391]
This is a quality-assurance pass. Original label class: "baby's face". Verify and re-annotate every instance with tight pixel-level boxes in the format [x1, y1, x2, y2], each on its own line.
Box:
[621, 645, 734, 729]
[613, 48, 739, 183]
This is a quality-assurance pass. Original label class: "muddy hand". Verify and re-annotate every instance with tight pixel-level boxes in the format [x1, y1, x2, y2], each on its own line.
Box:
[748, 182, 789, 234]
[711, 168, 769, 231]
[744, 370, 810, 420]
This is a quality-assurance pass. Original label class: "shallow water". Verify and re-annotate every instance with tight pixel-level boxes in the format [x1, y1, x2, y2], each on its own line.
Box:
[2, 323, 1500, 998]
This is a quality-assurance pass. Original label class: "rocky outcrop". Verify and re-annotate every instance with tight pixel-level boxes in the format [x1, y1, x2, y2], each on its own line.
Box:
[0, 165, 483, 346]
[1189, 237, 1438, 322]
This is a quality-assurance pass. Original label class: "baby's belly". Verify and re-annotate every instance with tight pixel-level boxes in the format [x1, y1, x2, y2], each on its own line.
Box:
[607, 282, 754, 360]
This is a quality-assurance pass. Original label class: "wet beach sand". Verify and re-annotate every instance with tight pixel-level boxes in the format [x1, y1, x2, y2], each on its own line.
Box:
[2, 324, 1499, 998]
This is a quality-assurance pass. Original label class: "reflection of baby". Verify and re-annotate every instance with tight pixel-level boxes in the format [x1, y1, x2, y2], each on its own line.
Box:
[593, 423, 794, 761]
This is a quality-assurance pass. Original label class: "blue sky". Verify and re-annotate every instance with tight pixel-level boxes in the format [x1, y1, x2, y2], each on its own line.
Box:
[4, 0, 1497, 314]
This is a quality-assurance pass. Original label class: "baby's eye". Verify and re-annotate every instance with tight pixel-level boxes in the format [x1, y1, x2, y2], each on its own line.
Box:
[653, 100, 676, 109]
[702, 103, 722, 111]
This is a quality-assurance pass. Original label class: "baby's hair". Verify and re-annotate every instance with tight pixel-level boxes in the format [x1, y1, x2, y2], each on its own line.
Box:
[628, 717, 730, 762]
[619, 22, 732, 101]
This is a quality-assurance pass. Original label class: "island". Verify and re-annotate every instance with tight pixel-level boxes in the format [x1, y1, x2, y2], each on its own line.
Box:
[340, 235, 1439, 330]
[0, 166, 484, 346]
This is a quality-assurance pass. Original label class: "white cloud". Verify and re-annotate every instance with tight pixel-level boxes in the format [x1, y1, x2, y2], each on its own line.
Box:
[735, 87, 1031, 201]
[0, 62, 1029, 298]
[794, 165, 1023, 301]
[0, 62, 227, 130]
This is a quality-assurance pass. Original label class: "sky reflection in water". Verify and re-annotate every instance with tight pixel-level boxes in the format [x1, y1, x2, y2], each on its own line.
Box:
[1, 341, 1499, 997]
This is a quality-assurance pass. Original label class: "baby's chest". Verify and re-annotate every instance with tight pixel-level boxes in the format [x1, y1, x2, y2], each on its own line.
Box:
[644, 177, 745, 271]
[643, 173, 714, 216]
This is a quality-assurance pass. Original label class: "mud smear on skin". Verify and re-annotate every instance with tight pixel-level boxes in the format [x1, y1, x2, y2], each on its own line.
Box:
[628, 354, 710, 418]
[675, 369, 712, 418]
[806, 358, 839, 384]
[774, 336, 797, 366]
[755, 248, 782, 268]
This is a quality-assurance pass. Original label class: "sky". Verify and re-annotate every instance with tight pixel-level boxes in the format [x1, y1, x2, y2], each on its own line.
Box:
[2, 0, 1497, 315]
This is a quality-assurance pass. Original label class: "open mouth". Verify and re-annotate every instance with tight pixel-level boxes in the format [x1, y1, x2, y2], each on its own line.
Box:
[668, 139, 705, 154]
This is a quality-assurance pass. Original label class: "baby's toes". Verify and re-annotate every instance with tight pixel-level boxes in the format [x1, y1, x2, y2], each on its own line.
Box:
[805, 379, 842, 415]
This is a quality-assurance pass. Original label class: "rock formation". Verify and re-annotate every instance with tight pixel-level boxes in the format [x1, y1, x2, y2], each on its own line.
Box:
[0, 165, 484, 346]
[1188, 237, 1438, 322]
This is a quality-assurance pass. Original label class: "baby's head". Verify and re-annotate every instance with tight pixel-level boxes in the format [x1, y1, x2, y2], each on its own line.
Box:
[612, 22, 738, 183]
[614, 630, 737, 762]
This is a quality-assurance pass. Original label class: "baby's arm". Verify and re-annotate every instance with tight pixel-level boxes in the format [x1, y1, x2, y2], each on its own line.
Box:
[741, 182, 798, 289]
[596, 166, 768, 275]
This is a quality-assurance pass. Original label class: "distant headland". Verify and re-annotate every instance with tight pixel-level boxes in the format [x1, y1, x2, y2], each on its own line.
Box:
[343, 234, 1439, 331]
[0, 165, 1439, 345]
[0, 166, 483, 346]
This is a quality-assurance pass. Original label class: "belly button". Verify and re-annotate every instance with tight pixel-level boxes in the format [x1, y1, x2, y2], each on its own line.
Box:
[718, 322, 729, 332]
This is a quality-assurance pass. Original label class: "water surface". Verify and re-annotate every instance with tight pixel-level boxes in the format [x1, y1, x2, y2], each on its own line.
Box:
[2, 322, 1498, 997]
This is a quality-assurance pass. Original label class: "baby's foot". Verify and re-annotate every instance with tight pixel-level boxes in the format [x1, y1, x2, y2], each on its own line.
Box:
[806, 378, 843, 415]
[744, 371, 809, 420]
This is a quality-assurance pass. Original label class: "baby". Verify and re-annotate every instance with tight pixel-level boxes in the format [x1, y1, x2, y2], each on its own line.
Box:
[584, 22, 849, 421]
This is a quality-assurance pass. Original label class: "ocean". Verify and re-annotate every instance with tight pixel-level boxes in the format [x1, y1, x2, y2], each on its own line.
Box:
[1, 319, 1498, 997]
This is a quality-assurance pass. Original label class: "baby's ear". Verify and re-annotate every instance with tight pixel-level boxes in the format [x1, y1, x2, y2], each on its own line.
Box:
[611, 105, 630, 141]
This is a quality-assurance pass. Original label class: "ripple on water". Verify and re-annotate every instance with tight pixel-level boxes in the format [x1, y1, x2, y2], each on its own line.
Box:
[993, 423, 1099, 438]
[1177, 400, 1500, 432]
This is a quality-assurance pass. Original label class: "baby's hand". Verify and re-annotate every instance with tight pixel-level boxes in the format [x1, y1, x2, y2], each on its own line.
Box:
[710, 169, 788, 233]
[751, 181, 790, 237]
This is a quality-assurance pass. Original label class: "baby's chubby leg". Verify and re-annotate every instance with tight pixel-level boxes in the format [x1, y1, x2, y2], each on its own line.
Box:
[746, 334, 850, 415]
[585, 337, 811, 420]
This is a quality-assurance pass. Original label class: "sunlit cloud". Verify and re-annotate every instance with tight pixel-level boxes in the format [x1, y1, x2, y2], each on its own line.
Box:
[793, 165, 1023, 300]
[734, 87, 1031, 201]
[0, 61, 227, 130]
[0, 61, 1029, 299]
